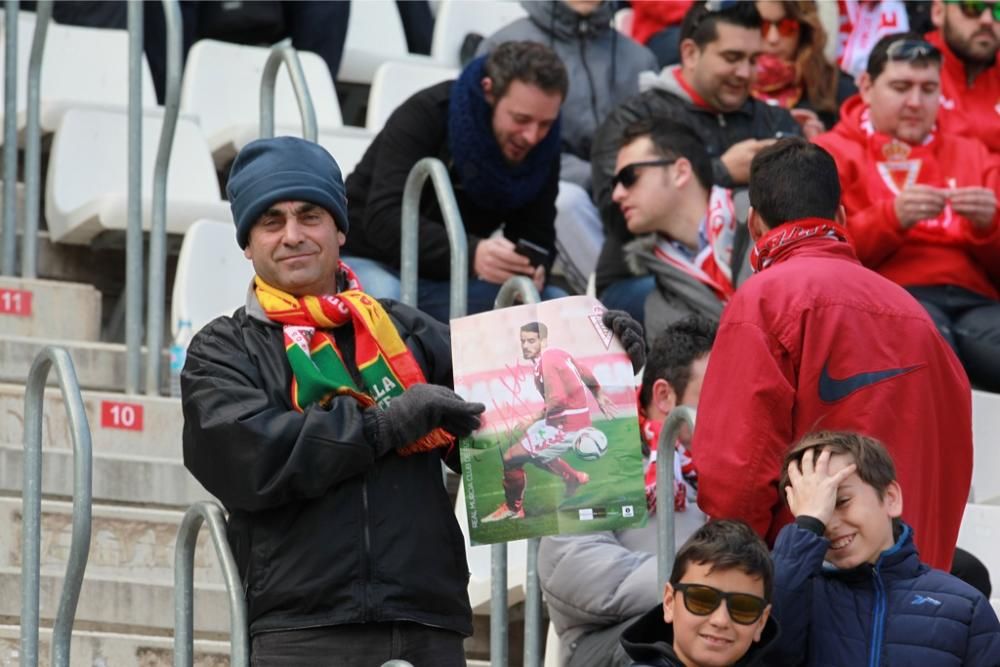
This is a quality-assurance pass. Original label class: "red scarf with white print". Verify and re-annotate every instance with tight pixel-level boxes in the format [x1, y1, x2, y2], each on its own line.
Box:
[652, 186, 738, 302]
[750, 218, 851, 272]
[638, 405, 697, 514]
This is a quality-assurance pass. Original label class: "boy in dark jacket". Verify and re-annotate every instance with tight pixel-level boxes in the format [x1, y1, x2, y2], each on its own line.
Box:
[620, 519, 780, 666]
[773, 431, 1000, 666]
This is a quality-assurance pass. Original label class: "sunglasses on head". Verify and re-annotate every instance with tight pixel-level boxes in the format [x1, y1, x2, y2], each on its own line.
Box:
[945, 0, 1000, 21]
[885, 39, 942, 62]
[761, 17, 800, 38]
[673, 583, 768, 625]
[612, 159, 676, 189]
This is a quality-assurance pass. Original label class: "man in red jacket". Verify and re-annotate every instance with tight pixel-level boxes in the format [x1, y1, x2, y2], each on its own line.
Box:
[691, 137, 972, 571]
[927, 0, 1000, 154]
[812, 33, 1000, 392]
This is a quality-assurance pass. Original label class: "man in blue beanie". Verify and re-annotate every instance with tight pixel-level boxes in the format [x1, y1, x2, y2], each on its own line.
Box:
[179, 135, 488, 665]
[342, 40, 570, 322]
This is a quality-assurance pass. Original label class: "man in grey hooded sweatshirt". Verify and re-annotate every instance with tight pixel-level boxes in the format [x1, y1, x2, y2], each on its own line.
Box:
[479, 0, 658, 293]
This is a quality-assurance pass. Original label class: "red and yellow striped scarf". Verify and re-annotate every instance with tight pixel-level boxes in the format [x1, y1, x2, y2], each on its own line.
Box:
[255, 263, 453, 456]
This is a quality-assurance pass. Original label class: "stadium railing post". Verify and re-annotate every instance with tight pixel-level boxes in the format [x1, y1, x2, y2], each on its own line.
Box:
[494, 276, 542, 667]
[657, 406, 696, 592]
[143, 0, 183, 396]
[2, 0, 20, 275]
[258, 39, 317, 142]
[125, 0, 144, 394]
[20, 0, 50, 280]
[399, 157, 468, 320]
[21, 347, 94, 667]
[173, 501, 249, 667]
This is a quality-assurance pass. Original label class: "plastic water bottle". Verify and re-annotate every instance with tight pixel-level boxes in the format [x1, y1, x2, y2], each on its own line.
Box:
[169, 319, 193, 398]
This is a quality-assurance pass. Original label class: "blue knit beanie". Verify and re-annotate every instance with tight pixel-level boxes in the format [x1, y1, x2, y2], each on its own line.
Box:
[227, 136, 349, 248]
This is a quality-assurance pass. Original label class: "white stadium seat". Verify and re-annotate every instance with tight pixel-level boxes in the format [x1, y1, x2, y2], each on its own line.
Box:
[171, 219, 254, 336]
[454, 478, 529, 613]
[365, 61, 458, 132]
[972, 389, 1000, 504]
[338, 0, 436, 85]
[45, 108, 230, 245]
[430, 0, 528, 68]
[956, 503, 1000, 614]
[0, 14, 158, 140]
[316, 127, 375, 179]
[180, 39, 344, 166]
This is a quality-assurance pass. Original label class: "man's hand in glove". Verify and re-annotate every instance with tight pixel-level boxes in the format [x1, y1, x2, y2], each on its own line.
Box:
[375, 384, 485, 452]
[602, 309, 645, 373]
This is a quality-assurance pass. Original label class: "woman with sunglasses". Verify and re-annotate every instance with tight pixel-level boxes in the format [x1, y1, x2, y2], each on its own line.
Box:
[753, 1, 857, 136]
[620, 520, 779, 667]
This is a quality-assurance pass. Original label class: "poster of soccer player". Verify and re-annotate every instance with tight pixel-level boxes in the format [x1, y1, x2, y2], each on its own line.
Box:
[452, 295, 647, 545]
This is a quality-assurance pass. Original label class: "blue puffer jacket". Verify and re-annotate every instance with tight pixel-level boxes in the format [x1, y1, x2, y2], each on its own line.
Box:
[770, 519, 1000, 666]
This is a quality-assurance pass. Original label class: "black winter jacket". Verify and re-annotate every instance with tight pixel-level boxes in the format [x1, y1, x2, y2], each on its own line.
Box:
[181, 296, 472, 636]
[590, 65, 800, 294]
[344, 81, 559, 280]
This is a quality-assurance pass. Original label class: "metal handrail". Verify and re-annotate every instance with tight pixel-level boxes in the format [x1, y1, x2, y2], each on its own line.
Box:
[399, 158, 468, 319]
[657, 405, 696, 592]
[493, 277, 541, 667]
[21, 347, 93, 667]
[173, 501, 249, 667]
[259, 39, 317, 142]
[125, 0, 143, 394]
[2, 0, 19, 275]
[144, 0, 182, 396]
[20, 0, 50, 279]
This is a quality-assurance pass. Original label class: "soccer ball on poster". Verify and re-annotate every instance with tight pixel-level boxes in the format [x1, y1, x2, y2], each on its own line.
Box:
[573, 427, 609, 461]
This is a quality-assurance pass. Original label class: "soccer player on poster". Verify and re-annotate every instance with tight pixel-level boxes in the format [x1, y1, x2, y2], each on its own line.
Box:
[482, 320, 623, 522]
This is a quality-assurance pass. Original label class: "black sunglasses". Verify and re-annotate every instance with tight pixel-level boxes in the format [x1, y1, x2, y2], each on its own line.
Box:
[612, 159, 677, 189]
[673, 583, 768, 625]
[944, 0, 1000, 21]
[885, 39, 942, 62]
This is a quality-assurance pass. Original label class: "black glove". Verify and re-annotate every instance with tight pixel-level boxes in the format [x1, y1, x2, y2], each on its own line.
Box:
[602, 309, 645, 373]
[374, 384, 485, 452]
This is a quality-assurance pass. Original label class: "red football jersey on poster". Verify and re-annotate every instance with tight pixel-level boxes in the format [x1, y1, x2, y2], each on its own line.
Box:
[534, 347, 593, 431]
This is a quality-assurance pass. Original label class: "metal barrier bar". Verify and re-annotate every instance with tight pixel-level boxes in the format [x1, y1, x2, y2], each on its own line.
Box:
[399, 158, 468, 319]
[173, 501, 249, 667]
[20, 0, 49, 279]
[259, 39, 317, 142]
[21, 347, 93, 667]
[125, 0, 143, 394]
[144, 0, 182, 395]
[493, 277, 542, 667]
[656, 406, 696, 592]
[2, 0, 19, 275]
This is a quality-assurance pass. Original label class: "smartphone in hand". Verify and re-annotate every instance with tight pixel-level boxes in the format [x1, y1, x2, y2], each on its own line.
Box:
[514, 239, 550, 268]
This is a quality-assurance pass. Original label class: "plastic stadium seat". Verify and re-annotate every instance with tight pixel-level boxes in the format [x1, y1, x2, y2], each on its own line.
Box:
[0, 14, 158, 141]
[316, 127, 375, 179]
[956, 503, 1000, 612]
[45, 108, 230, 245]
[543, 621, 560, 667]
[180, 39, 344, 166]
[972, 389, 1000, 504]
[365, 61, 458, 132]
[430, 0, 528, 68]
[338, 0, 436, 85]
[454, 478, 529, 614]
[171, 219, 254, 336]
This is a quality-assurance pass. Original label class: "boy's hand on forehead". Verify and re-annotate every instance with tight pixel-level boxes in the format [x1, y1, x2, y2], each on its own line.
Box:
[784, 448, 857, 527]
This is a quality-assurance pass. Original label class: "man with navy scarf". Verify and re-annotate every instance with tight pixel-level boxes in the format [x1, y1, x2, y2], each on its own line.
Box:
[343, 41, 569, 322]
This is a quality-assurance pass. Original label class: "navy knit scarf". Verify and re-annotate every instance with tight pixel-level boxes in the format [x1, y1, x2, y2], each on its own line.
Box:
[447, 56, 561, 211]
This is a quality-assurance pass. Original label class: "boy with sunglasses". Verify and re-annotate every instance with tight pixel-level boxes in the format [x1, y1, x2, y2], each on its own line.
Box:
[620, 519, 779, 667]
[770, 431, 1000, 665]
[928, 0, 1000, 154]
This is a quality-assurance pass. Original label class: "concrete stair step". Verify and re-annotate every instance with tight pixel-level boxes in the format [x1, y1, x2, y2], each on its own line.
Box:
[0, 496, 223, 586]
[0, 277, 101, 342]
[0, 624, 233, 666]
[0, 335, 168, 393]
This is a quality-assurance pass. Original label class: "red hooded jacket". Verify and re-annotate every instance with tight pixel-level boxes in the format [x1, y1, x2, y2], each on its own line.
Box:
[813, 95, 1000, 300]
[926, 30, 1000, 156]
[692, 225, 972, 571]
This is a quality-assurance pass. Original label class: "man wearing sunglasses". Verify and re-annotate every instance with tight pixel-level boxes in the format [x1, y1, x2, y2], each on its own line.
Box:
[620, 520, 778, 667]
[590, 0, 798, 324]
[611, 118, 750, 333]
[813, 32, 1000, 392]
[928, 0, 1000, 154]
